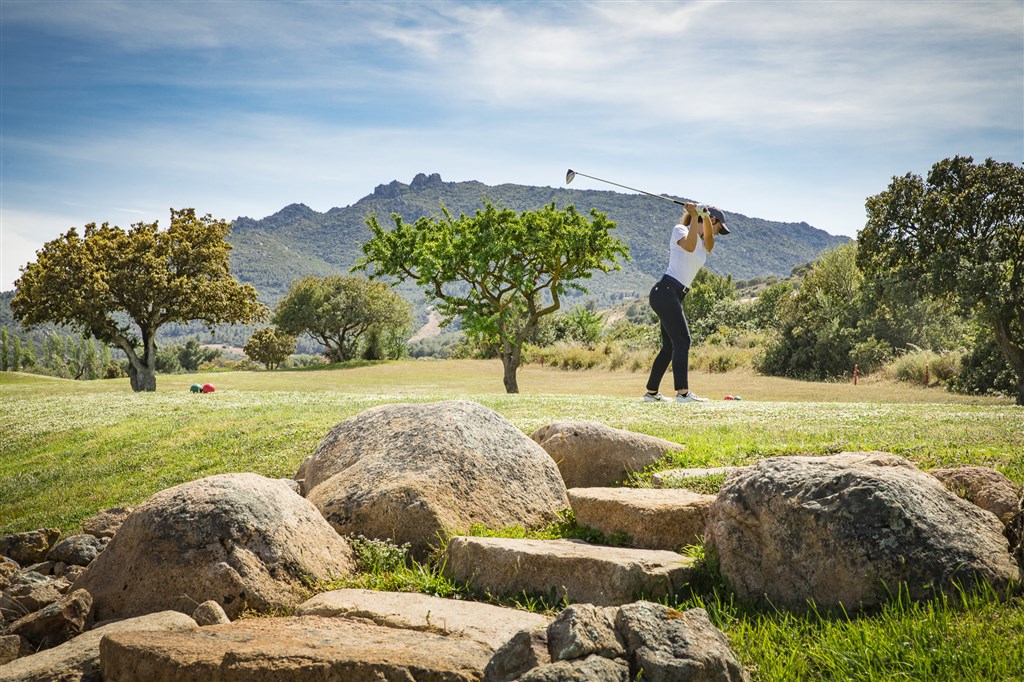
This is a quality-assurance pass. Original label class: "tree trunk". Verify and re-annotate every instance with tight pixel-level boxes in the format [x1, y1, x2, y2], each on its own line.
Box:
[501, 349, 520, 394]
[121, 331, 158, 392]
[992, 318, 1024, 406]
[127, 361, 157, 392]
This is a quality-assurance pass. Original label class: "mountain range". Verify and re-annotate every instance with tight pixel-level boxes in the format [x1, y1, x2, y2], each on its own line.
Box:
[228, 172, 851, 307]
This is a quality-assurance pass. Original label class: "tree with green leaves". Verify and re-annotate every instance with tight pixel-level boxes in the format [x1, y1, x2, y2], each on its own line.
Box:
[757, 242, 863, 379]
[12, 209, 265, 391]
[273, 275, 411, 363]
[357, 200, 628, 392]
[244, 327, 297, 370]
[859, 156, 1024, 404]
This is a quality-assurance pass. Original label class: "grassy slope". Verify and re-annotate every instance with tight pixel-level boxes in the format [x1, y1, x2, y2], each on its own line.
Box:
[2, 361, 1021, 533]
[2, 362, 1022, 680]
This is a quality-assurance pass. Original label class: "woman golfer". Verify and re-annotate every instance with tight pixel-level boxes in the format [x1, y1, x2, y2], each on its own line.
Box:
[644, 202, 729, 403]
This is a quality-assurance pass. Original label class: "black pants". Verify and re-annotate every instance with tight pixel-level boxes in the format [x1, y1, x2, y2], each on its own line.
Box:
[646, 275, 691, 393]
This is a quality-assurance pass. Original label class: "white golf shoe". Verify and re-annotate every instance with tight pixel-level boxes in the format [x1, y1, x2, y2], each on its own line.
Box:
[675, 391, 709, 403]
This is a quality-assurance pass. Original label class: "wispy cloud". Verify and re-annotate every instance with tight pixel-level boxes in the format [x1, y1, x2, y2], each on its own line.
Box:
[1, 0, 1020, 290]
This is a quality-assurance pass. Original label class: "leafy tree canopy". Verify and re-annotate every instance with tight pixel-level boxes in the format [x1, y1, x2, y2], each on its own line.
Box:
[244, 327, 297, 370]
[859, 156, 1024, 403]
[12, 208, 265, 391]
[356, 200, 629, 392]
[273, 275, 411, 363]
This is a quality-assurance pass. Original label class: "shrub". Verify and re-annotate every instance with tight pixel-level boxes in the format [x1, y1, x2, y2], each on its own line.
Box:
[881, 349, 963, 386]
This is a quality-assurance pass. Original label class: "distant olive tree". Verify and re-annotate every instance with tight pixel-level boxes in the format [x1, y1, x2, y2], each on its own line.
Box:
[244, 327, 297, 370]
[273, 275, 411, 363]
[357, 200, 628, 393]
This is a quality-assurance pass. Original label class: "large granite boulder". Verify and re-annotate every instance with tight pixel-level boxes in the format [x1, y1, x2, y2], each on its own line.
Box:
[300, 401, 569, 558]
[99, 616, 493, 681]
[706, 453, 1021, 610]
[530, 421, 684, 488]
[73, 473, 356, 621]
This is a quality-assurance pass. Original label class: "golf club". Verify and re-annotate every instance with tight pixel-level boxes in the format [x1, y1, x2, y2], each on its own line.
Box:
[565, 169, 685, 206]
[565, 169, 730, 234]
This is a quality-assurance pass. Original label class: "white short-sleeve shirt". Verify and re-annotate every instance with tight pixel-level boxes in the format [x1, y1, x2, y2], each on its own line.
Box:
[665, 224, 708, 288]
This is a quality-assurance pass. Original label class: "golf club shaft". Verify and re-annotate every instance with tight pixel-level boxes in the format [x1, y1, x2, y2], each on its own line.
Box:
[568, 171, 686, 207]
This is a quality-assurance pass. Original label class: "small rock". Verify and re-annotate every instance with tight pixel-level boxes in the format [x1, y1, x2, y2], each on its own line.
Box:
[279, 478, 302, 495]
[484, 627, 551, 682]
[9, 588, 93, 649]
[22, 561, 55, 577]
[547, 603, 625, 662]
[0, 558, 18, 590]
[1, 573, 68, 622]
[616, 602, 749, 681]
[519, 654, 631, 681]
[61, 565, 86, 584]
[930, 466, 1022, 526]
[191, 600, 230, 626]
[0, 633, 32, 665]
[48, 534, 109, 566]
[0, 528, 60, 565]
[81, 506, 133, 539]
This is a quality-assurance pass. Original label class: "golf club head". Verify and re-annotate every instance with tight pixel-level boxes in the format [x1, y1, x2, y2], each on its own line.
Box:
[565, 169, 576, 185]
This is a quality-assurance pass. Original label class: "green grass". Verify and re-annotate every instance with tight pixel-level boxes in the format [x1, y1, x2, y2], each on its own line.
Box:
[2, 361, 1022, 680]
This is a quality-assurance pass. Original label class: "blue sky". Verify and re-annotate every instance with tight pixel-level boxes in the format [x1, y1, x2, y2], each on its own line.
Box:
[2, 0, 1022, 291]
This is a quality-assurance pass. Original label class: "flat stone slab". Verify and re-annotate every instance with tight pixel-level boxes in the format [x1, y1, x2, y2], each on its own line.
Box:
[100, 616, 492, 682]
[569, 487, 716, 551]
[297, 588, 551, 650]
[443, 537, 696, 607]
[651, 467, 739, 489]
[0, 611, 196, 682]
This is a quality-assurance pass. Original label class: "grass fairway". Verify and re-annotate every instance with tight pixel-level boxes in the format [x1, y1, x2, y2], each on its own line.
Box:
[1, 360, 1022, 680]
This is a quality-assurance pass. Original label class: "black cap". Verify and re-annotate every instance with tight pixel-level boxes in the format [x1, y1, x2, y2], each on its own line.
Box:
[707, 206, 730, 235]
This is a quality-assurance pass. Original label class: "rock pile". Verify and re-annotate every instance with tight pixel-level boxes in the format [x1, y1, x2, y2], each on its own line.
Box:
[3, 400, 1021, 680]
[486, 601, 748, 681]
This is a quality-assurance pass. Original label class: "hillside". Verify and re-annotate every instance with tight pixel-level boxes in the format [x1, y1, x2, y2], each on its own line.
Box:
[1, 173, 849, 347]
[228, 172, 850, 306]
